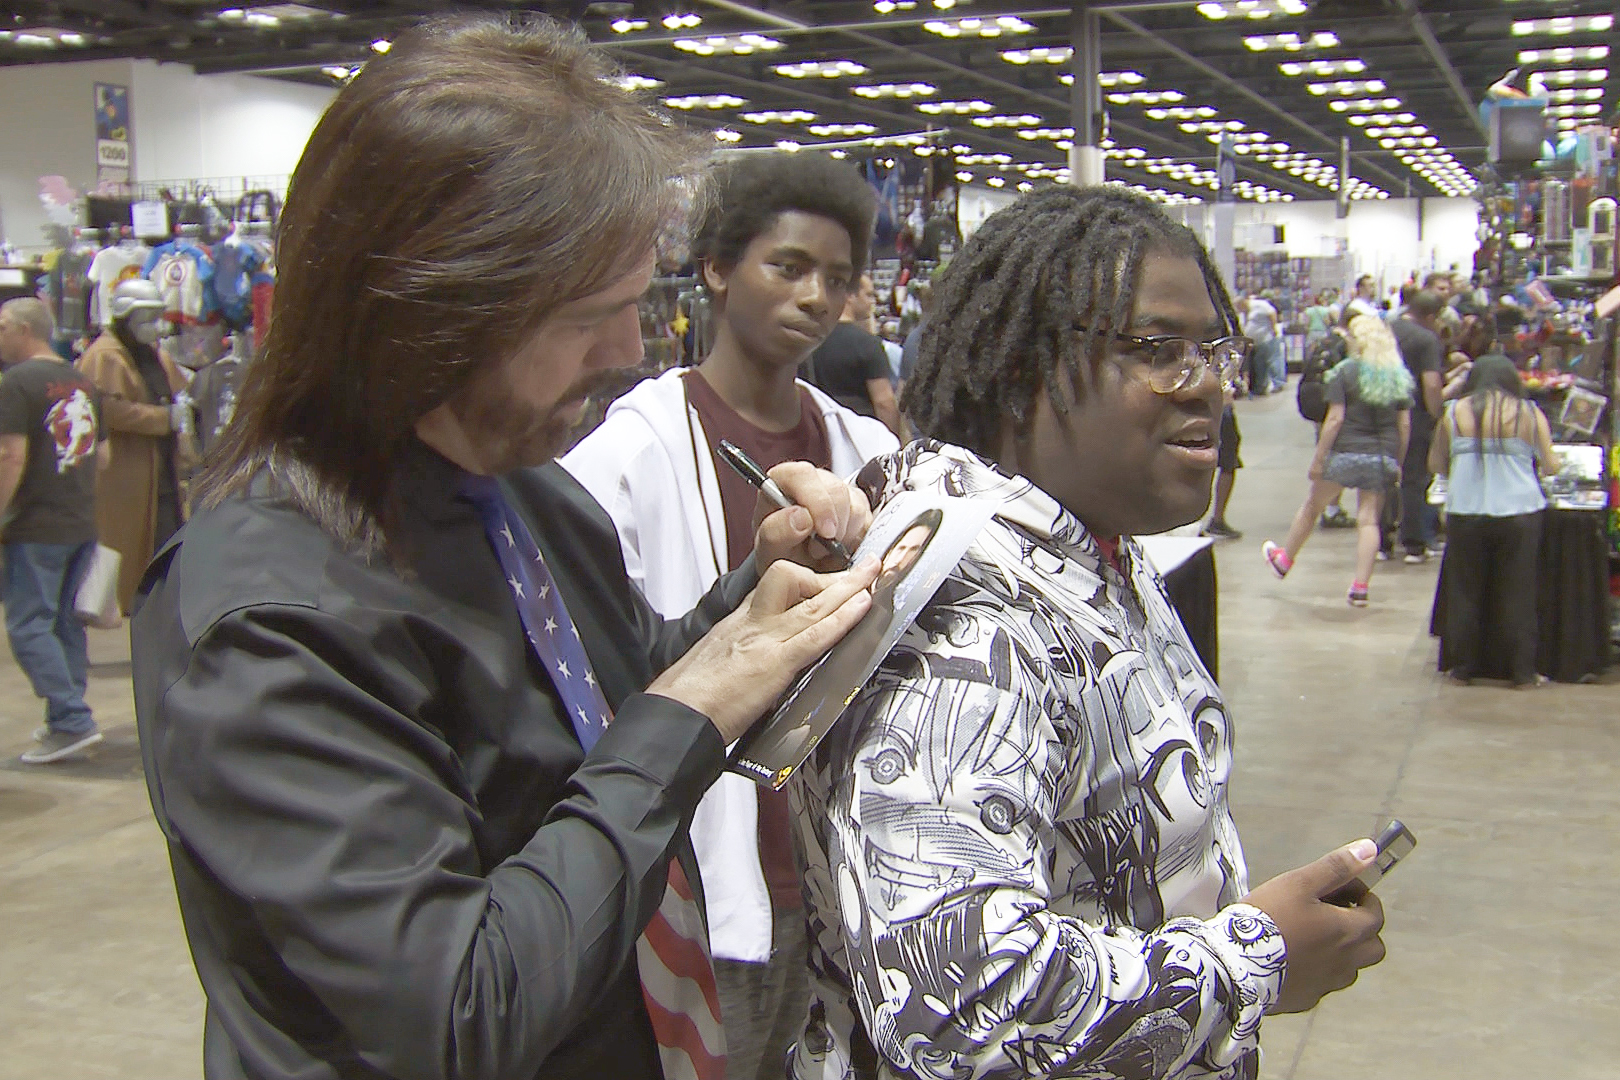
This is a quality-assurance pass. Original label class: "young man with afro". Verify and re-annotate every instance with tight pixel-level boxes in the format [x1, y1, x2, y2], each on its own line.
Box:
[788, 185, 1388, 1080]
[563, 150, 898, 1080]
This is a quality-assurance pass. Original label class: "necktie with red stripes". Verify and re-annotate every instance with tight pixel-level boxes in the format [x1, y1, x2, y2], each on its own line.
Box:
[462, 475, 727, 1080]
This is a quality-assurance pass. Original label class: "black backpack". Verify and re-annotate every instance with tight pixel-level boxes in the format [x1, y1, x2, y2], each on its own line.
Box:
[1297, 333, 1347, 423]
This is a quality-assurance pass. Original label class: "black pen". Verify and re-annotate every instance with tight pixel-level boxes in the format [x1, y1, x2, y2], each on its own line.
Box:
[715, 439, 853, 569]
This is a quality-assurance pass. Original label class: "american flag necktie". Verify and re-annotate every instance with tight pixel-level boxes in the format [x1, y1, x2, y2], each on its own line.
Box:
[462, 475, 727, 1080]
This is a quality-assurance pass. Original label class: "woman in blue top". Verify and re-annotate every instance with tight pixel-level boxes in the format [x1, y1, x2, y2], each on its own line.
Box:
[1263, 314, 1413, 607]
[1428, 354, 1558, 686]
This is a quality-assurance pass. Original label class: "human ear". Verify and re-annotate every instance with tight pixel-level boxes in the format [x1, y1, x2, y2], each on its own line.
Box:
[701, 259, 730, 303]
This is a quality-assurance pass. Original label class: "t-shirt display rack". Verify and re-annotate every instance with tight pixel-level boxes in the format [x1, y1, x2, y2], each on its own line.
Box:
[48, 178, 282, 403]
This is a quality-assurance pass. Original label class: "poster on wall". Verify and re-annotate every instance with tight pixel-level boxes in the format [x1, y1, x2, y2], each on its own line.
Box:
[94, 83, 131, 190]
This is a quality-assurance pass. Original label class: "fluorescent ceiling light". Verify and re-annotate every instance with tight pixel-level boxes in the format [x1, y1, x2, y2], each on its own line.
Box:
[1000, 46, 1070, 64]
[1549, 87, 1604, 102]
[775, 141, 801, 152]
[663, 94, 747, 109]
[1108, 90, 1187, 105]
[609, 18, 648, 32]
[370, 39, 391, 53]
[1512, 16, 1612, 36]
[1308, 79, 1387, 96]
[1197, 0, 1308, 20]
[741, 110, 816, 123]
[673, 34, 782, 55]
[807, 123, 877, 136]
[714, 129, 743, 143]
[1548, 103, 1604, 117]
[1244, 31, 1339, 51]
[958, 153, 1013, 164]
[662, 13, 702, 29]
[1179, 120, 1245, 132]
[923, 16, 1033, 38]
[613, 74, 664, 91]
[774, 60, 868, 78]
[1520, 46, 1609, 64]
[853, 82, 936, 98]
[1346, 112, 1415, 125]
[1279, 58, 1367, 76]
[916, 99, 995, 115]
[971, 114, 1045, 127]
[873, 0, 918, 11]
[1016, 127, 1076, 140]
[1535, 68, 1608, 84]
[1146, 106, 1219, 120]
[1329, 97, 1404, 112]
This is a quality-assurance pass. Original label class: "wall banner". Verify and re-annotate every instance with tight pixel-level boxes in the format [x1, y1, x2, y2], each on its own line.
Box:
[94, 83, 131, 188]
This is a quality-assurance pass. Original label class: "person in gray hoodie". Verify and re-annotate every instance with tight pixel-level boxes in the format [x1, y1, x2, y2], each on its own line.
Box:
[562, 151, 898, 1080]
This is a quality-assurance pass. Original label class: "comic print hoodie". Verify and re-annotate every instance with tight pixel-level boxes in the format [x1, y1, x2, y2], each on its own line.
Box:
[789, 440, 1287, 1080]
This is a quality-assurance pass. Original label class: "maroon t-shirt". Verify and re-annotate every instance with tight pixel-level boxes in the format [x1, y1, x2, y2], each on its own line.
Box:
[683, 369, 831, 911]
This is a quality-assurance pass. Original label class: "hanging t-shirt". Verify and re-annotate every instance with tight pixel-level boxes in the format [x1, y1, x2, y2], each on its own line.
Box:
[186, 356, 243, 457]
[87, 243, 149, 329]
[53, 244, 96, 339]
[0, 355, 103, 545]
[683, 368, 831, 912]
[144, 240, 216, 325]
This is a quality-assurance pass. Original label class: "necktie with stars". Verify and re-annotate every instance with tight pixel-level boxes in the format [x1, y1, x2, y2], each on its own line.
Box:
[460, 474, 726, 1080]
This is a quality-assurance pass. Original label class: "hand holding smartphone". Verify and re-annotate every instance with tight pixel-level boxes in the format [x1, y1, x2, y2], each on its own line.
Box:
[1244, 824, 1414, 1013]
[1327, 819, 1417, 905]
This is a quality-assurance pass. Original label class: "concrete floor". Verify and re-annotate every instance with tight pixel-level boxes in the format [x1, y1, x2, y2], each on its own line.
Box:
[0, 389, 1616, 1079]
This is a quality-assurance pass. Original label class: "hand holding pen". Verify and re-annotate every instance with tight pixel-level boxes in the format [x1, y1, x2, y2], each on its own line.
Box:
[716, 439, 857, 570]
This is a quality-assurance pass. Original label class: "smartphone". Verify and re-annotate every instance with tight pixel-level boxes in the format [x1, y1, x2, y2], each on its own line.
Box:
[1357, 819, 1417, 890]
[1326, 820, 1416, 906]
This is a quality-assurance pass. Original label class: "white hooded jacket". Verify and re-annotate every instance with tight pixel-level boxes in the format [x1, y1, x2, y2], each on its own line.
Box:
[561, 366, 899, 962]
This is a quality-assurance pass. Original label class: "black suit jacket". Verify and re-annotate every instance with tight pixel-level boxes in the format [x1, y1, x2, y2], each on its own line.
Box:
[132, 444, 755, 1080]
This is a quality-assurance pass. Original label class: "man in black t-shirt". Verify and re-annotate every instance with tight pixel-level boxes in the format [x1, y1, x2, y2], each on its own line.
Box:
[1389, 290, 1445, 561]
[802, 274, 903, 436]
[0, 298, 107, 763]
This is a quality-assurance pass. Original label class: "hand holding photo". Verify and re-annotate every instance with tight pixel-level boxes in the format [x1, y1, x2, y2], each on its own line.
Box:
[728, 490, 994, 789]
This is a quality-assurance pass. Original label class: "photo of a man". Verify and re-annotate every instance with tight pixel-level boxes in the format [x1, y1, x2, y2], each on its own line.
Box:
[733, 507, 946, 786]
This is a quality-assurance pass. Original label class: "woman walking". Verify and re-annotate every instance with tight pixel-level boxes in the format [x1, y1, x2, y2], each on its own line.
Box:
[1429, 354, 1557, 686]
[1263, 314, 1413, 606]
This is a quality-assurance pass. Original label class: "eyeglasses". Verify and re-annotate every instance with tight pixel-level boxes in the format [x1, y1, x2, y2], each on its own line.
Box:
[1076, 324, 1253, 395]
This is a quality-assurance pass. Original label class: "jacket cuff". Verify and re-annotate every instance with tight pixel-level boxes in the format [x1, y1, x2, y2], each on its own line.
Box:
[1199, 904, 1287, 1037]
[590, 691, 727, 809]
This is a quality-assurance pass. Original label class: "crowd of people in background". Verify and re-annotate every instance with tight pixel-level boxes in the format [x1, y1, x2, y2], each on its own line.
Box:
[1177, 263, 1564, 689]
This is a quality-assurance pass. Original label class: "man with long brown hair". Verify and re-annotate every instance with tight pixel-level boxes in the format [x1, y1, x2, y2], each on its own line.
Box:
[130, 16, 879, 1080]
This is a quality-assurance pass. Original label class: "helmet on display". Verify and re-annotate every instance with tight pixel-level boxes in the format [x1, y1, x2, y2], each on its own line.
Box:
[109, 279, 164, 322]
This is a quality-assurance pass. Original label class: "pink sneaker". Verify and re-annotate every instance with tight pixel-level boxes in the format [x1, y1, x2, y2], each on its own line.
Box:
[1262, 541, 1291, 579]
[1347, 583, 1369, 607]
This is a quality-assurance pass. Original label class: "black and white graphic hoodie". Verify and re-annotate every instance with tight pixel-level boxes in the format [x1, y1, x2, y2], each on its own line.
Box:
[789, 442, 1285, 1080]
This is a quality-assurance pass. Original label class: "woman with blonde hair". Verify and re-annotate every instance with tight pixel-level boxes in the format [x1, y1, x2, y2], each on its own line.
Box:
[1263, 314, 1414, 606]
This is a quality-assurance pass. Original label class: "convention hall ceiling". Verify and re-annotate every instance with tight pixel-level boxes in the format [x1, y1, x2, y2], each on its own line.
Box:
[3, 0, 1613, 203]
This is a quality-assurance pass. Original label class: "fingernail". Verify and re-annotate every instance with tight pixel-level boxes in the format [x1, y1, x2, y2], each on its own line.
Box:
[819, 516, 838, 538]
[1349, 839, 1377, 861]
[790, 507, 811, 531]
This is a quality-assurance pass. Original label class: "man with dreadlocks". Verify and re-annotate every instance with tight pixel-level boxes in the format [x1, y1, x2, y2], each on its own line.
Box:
[788, 186, 1387, 1080]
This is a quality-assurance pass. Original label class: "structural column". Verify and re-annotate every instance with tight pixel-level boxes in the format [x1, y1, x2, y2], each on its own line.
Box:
[1068, 1, 1105, 187]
